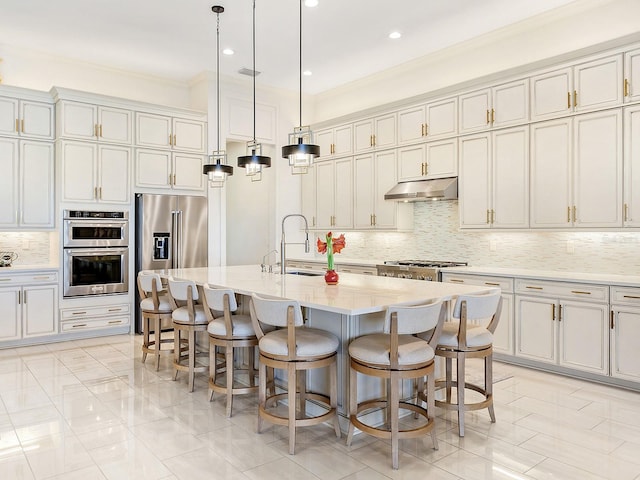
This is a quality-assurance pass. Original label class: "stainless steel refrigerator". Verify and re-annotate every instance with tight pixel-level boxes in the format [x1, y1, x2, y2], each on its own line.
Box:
[134, 193, 208, 333]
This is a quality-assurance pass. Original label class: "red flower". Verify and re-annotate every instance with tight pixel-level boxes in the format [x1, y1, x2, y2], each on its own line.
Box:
[332, 234, 346, 254]
[317, 237, 327, 254]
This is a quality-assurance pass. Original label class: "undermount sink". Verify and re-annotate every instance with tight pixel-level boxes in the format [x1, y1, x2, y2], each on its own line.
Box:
[287, 271, 323, 277]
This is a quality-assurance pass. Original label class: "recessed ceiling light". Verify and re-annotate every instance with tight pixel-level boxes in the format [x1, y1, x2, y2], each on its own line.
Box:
[389, 31, 401, 39]
[222, 48, 234, 55]
[303, 70, 312, 76]
[304, 0, 319, 7]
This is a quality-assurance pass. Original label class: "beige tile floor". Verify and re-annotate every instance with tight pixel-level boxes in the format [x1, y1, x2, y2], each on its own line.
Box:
[1, 334, 639, 479]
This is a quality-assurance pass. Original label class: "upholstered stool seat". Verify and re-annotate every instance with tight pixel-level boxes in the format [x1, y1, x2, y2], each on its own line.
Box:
[346, 300, 446, 470]
[138, 272, 175, 371]
[250, 293, 341, 455]
[433, 290, 502, 437]
[203, 284, 259, 417]
[168, 278, 209, 392]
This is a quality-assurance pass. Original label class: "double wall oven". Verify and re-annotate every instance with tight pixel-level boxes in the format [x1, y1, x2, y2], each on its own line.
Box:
[63, 210, 129, 297]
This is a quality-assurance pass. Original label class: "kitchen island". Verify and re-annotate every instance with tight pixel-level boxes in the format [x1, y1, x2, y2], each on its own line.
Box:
[150, 265, 494, 424]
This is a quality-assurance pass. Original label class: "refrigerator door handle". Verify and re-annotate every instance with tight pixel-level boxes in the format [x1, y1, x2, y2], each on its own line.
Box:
[171, 211, 179, 269]
[175, 210, 183, 269]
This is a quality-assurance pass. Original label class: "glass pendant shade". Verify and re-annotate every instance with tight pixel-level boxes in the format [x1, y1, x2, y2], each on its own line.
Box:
[203, 151, 233, 188]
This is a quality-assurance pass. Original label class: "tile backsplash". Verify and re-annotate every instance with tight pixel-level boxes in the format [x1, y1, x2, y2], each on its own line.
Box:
[0, 232, 56, 265]
[331, 201, 640, 275]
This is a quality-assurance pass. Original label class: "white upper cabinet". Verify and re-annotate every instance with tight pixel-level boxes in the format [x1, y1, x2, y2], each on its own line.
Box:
[354, 113, 396, 152]
[531, 54, 623, 121]
[300, 165, 317, 228]
[315, 124, 352, 159]
[315, 157, 353, 230]
[0, 96, 54, 140]
[625, 47, 640, 103]
[459, 127, 529, 229]
[398, 138, 457, 182]
[135, 113, 206, 153]
[624, 105, 640, 226]
[135, 149, 204, 193]
[57, 101, 132, 144]
[459, 79, 529, 134]
[0, 138, 54, 229]
[398, 97, 457, 144]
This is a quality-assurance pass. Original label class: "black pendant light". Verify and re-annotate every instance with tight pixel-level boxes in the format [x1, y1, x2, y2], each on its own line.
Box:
[281, 0, 319, 169]
[237, 0, 271, 176]
[203, 5, 234, 187]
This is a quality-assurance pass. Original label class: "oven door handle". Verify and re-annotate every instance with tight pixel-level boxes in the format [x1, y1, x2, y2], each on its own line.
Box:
[64, 247, 129, 255]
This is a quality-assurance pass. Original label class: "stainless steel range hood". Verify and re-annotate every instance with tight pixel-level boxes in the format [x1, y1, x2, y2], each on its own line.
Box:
[384, 177, 458, 202]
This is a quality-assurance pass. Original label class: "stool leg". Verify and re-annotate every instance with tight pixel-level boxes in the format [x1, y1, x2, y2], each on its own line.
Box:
[297, 370, 306, 419]
[173, 327, 180, 381]
[390, 372, 400, 470]
[445, 357, 452, 403]
[154, 318, 161, 371]
[288, 364, 297, 455]
[142, 316, 149, 363]
[346, 364, 357, 446]
[258, 359, 266, 434]
[427, 371, 438, 450]
[330, 360, 340, 438]
[249, 345, 257, 388]
[188, 328, 196, 393]
[209, 340, 215, 401]
[486, 353, 495, 423]
[225, 344, 234, 417]
[457, 353, 465, 436]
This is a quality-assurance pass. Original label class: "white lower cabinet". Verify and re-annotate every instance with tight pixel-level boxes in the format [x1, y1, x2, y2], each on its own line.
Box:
[610, 286, 640, 382]
[515, 279, 609, 375]
[60, 303, 130, 332]
[441, 273, 514, 355]
[0, 272, 58, 343]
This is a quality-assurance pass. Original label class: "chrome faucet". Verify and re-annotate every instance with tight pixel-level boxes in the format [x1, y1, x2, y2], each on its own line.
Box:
[280, 214, 310, 274]
[261, 249, 278, 272]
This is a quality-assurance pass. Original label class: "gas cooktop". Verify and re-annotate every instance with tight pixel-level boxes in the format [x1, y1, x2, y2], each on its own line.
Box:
[377, 260, 468, 281]
[384, 260, 468, 268]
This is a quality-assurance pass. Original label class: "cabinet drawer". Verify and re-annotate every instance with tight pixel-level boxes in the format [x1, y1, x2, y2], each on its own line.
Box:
[61, 303, 130, 320]
[0, 272, 58, 285]
[515, 279, 608, 302]
[442, 273, 513, 293]
[61, 315, 130, 332]
[611, 286, 640, 306]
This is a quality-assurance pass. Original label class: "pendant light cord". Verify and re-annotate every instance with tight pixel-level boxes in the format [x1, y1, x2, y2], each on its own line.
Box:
[252, 0, 257, 146]
[298, 0, 303, 129]
[216, 9, 221, 152]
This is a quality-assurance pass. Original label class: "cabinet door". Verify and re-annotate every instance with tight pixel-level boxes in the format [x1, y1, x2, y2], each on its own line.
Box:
[172, 153, 204, 191]
[625, 48, 640, 103]
[574, 54, 623, 113]
[334, 157, 353, 229]
[530, 67, 572, 121]
[459, 88, 490, 133]
[573, 110, 622, 227]
[315, 161, 335, 229]
[316, 129, 334, 159]
[59, 101, 98, 140]
[611, 307, 640, 382]
[98, 106, 132, 144]
[397, 144, 425, 181]
[559, 300, 608, 375]
[624, 105, 640, 226]
[426, 97, 457, 139]
[60, 141, 97, 202]
[374, 114, 396, 149]
[515, 296, 557, 364]
[135, 149, 171, 189]
[20, 141, 54, 228]
[136, 113, 171, 149]
[492, 79, 528, 127]
[354, 154, 375, 229]
[398, 105, 425, 144]
[0, 138, 19, 227]
[301, 165, 317, 228]
[173, 118, 205, 153]
[373, 150, 398, 229]
[20, 101, 54, 139]
[493, 294, 513, 355]
[459, 134, 491, 228]
[530, 119, 572, 227]
[333, 125, 352, 156]
[0, 287, 21, 340]
[22, 285, 57, 337]
[425, 138, 457, 179]
[98, 145, 130, 203]
[0, 96, 18, 136]
[353, 119, 374, 152]
[492, 127, 529, 228]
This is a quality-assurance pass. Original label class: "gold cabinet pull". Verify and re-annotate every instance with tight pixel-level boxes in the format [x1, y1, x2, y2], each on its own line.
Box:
[551, 304, 555, 321]
[486, 109, 490, 124]
[558, 304, 563, 322]
[449, 279, 464, 283]
[72, 324, 88, 328]
[424, 162, 428, 176]
[21, 119, 24, 132]
[573, 90, 577, 107]
[526, 286, 543, 290]
[173, 174, 177, 185]
[491, 209, 495, 224]
[373, 214, 376, 226]
[573, 205, 577, 223]
[99, 124, 103, 137]
[169, 134, 173, 146]
[98, 187, 102, 199]
[624, 203, 629, 222]
[425, 123, 428, 136]
[93, 186, 97, 199]
[173, 134, 177, 146]
[370, 134, 373, 147]
[571, 290, 591, 295]
[491, 108, 495, 124]
[72, 311, 88, 315]
[169, 174, 173, 186]
[610, 310, 614, 329]
[486, 209, 490, 224]
[624, 78, 630, 97]
[421, 124, 425, 136]
[567, 206, 571, 223]
[370, 214, 373, 226]
[567, 92, 571, 109]
[372, 134, 376, 146]
[94, 124, 99, 137]
[312, 216, 316, 227]
[108, 320, 122, 324]
[484, 282, 500, 286]
[421, 163, 424, 176]
[623, 295, 640, 299]
[15, 118, 19, 132]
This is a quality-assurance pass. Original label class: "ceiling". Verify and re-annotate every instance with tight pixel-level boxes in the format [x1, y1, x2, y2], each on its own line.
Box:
[0, 0, 578, 95]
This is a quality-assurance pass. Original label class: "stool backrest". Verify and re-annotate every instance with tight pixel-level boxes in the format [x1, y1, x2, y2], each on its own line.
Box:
[384, 299, 444, 336]
[168, 278, 200, 302]
[138, 272, 164, 295]
[250, 293, 303, 328]
[202, 284, 238, 312]
[451, 290, 502, 348]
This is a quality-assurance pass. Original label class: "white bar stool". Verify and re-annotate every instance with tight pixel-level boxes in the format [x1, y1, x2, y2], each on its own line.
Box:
[138, 272, 175, 371]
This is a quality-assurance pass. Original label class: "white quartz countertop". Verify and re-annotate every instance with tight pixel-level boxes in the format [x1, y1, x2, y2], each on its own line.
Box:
[441, 266, 640, 287]
[150, 265, 490, 315]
